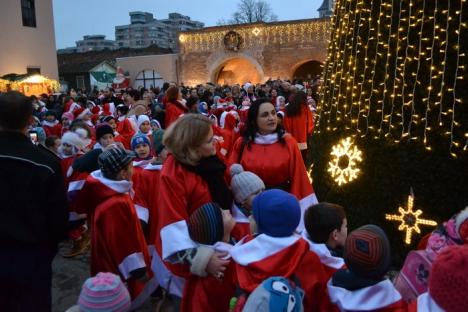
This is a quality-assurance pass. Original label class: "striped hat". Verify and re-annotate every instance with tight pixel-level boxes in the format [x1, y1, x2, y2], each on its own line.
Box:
[78, 272, 131, 312]
[344, 224, 391, 279]
[188, 203, 224, 245]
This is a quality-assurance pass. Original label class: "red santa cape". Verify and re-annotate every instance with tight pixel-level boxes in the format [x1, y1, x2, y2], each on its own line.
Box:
[283, 105, 314, 150]
[302, 233, 346, 281]
[165, 101, 188, 129]
[327, 279, 407, 312]
[230, 203, 251, 241]
[229, 133, 318, 232]
[230, 233, 309, 293]
[88, 170, 155, 305]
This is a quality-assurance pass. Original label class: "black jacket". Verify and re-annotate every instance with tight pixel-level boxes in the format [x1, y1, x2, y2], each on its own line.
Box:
[0, 131, 68, 248]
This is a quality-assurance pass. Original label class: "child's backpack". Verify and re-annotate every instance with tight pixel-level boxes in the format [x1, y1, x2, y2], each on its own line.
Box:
[233, 276, 304, 312]
[393, 250, 433, 302]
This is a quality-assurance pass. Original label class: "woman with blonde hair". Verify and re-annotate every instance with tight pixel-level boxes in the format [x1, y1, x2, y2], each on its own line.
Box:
[155, 114, 235, 311]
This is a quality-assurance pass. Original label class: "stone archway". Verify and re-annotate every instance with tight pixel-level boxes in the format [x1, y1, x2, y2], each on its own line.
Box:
[292, 60, 323, 80]
[209, 55, 265, 85]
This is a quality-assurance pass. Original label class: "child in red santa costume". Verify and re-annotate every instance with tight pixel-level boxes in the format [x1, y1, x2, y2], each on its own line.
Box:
[327, 225, 407, 312]
[89, 147, 156, 308]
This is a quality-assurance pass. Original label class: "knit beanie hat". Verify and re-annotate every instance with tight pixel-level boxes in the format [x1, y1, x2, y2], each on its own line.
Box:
[252, 189, 301, 237]
[136, 114, 150, 129]
[98, 147, 135, 178]
[152, 129, 165, 155]
[429, 245, 468, 312]
[45, 110, 56, 118]
[131, 134, 151, 151]
[344, 225, 391, 279]
[78, 272, 131, 312]
[96, 123, 114, 142]
[188, 202, 224, 245]
[150, 119, 161, 129]
[230, 164, 265, 204]
[455, 206, 468, 243]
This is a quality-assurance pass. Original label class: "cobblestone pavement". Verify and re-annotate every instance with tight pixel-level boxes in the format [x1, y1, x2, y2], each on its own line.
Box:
[51, 242, 158, 312]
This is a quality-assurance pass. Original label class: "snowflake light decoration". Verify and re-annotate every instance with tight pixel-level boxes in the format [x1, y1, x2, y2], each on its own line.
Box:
[327, 137, 363, 186]
[307, 165, 313, 183]
[252, 27, 261, 36]
[386, 189, 437, 245]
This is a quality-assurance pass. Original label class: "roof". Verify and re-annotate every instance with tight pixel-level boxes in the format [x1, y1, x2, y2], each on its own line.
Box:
[318, 0, 332, 11]
[57, 45, 172, 75]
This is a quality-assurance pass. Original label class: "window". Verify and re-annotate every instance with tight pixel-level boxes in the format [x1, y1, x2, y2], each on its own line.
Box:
[21, 0, 36, 27]
[76, 76, 85, 90]
[134, 70, 163, 89]
[27, 67, 40, 75]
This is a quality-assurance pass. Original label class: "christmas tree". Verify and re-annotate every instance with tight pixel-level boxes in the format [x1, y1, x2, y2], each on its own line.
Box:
[311, 0, 468, 263]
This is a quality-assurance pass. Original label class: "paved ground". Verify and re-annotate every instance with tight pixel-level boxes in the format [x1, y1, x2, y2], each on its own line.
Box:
[51, 242, 159, 312]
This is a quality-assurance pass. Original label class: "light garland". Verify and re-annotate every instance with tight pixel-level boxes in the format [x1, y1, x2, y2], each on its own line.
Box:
[319, 0, 468, 157]
[386, 188, 437, 245]
[179, 19, 331, 53]
[327, 137, 363, 186]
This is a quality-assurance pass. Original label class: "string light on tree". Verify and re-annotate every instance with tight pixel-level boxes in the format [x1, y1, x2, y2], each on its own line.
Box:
[327, 137, 363, 186]
[386, 188, 437, 245]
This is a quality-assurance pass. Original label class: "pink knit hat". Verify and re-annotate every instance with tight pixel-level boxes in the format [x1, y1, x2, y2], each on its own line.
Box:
[78, 272, 131, 312]
[62, 112, 75, 122]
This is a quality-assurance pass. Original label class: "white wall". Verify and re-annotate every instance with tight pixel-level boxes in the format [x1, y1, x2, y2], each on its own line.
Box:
[116, 54, 178, 86]
[0, 0, 59, 80]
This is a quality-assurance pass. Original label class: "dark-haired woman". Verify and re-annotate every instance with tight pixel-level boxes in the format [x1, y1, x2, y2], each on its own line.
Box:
[229, 98, 317, 232]
[283, 91, 314, 161]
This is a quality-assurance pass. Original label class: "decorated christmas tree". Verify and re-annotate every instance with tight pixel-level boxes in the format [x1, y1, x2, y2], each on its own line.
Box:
[311, 0, 468, 263]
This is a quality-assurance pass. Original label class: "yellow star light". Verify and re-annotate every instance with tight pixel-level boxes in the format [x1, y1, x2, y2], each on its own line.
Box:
[252, 27, 262, 36]
[386, 189, 437, 245]
[327, 137, 363, 186]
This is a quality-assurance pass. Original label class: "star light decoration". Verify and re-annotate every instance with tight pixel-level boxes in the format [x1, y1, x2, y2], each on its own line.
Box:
[386, 188, 437, 245]
[327, 137, 363, 186]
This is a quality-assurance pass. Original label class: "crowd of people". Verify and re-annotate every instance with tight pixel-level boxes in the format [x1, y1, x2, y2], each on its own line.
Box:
[0, 78, 467, 312]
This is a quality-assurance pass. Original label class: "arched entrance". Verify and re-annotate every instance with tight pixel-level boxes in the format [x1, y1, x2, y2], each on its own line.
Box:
[292, 60, 323, 80]
[214, 58, 263, 85]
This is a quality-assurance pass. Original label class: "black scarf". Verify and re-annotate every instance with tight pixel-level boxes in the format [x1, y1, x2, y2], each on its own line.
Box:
[186, 155, 233, 211]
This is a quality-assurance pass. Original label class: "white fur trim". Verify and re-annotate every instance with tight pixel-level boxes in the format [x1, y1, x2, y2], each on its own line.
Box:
[144, 163, 163, 171]
[77, 108, 91, 120]
[160, 220, 198, 260]
[42, 120, 58, 127]
[190, 245, 215, 277]
[232, 203, 250, 223]
[220, 111, 228, 128]
[68, 180, 85, 192]
[90, 170, 132, 194]
[302, 235, 345, 269]
[135, 204, 149, 223]
[327, 279, 402, 311]
[118, 252, 146, 280]
[68, 211, 86, 221]
[297, 193, 318, 233]
[297, 142, 307, 150]
[150, 248, 185, 297]
[417, 293, 445, 312]
[230, 234, 301, 266]
[254, 133, 278, 145]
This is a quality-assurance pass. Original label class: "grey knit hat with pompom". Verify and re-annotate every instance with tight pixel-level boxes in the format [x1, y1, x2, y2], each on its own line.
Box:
[230, 164, 265, 204]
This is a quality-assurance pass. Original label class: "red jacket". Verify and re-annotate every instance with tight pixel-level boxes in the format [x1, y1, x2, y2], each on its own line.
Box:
[283, 105, 314, 149]
[229, 134, 317, 231]
[165, 101, 188, 129]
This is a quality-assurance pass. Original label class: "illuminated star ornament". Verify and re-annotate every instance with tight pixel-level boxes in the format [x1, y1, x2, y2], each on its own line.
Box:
[327, 137, 363, 186]
[386, 188, 437, 245]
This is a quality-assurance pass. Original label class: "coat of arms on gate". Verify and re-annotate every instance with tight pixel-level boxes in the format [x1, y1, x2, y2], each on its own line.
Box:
[224, 31, 243, 51]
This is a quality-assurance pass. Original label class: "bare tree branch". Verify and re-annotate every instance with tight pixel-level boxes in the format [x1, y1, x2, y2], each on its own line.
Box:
[225, 0, 278, 25]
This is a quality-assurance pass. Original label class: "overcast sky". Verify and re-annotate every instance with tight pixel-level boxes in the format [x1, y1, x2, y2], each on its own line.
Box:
[53, 0, 324, 48]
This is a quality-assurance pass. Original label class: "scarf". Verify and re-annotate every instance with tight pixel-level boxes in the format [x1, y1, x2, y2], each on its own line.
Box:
[187, 155, 233, 211]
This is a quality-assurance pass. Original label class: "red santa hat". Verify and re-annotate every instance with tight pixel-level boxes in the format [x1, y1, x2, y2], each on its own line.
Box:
[455, 207, 468, 243]
[102, 103, 112, 116]
[91, 106, 101, 115]
[73, 107, 85, 119]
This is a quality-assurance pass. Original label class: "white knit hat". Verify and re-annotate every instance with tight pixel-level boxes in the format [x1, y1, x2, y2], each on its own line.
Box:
[136, 114, 150, 129]
[230, 164, 265, 204]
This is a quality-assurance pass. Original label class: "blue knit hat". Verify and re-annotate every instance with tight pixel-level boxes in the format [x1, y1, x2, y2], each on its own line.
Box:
[188, 202, 224, 245]
[252, 189, 301, 237]
[131, 134, 151, 151]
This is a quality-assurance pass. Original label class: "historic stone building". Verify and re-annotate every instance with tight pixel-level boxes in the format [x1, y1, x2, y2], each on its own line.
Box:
[178, 18, 330, 86]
